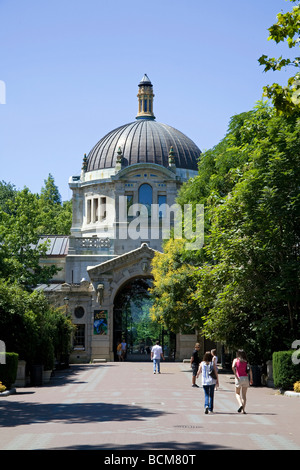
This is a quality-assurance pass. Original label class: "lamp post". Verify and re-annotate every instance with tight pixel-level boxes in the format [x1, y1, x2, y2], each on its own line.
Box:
[64, 296, 69, 316]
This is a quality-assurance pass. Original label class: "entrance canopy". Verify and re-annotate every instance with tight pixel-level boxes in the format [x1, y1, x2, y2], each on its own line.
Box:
[87, 243, 159, 292]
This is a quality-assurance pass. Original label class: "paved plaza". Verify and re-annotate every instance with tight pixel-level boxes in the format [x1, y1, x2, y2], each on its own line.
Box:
[0, 361, 299, 451]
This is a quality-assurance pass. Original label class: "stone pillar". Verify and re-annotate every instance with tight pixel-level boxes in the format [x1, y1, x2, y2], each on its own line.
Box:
[90, 279, 112, 361]
[14, 360, 26, 387]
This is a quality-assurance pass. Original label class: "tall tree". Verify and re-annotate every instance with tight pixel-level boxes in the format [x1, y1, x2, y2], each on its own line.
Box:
[0, 188, 58, 288]
[151, 103, 300, 362]
[150, 239, 200, 333]
[40, 173, 62, 205]
[0, 180, 17, 214]
[37, 174, 72, 235]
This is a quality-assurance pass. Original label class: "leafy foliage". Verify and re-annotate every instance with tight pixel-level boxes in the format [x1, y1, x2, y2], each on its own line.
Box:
[0, 280, 74, 368]
[0, 175, 74, 368]
[258, 0, 300, 114]
[150, 238, 201, 333]
[273, 350, 300, 389]
[37, 174, 72, 235]
[0, 175, 72, 288]
[0, 188, 58, 288]
[151, 103, 300, 362]
[0, 352, 18, 389]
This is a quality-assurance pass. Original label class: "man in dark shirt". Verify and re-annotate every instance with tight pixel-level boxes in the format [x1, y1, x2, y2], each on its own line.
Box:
[190, 343, 201, 387]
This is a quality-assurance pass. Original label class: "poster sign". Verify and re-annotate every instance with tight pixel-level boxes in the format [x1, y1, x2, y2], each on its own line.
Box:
[93, 310, 108, 335]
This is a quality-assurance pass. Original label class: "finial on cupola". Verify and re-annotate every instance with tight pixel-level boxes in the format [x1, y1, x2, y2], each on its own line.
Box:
[82, 153, 88, 172]
[168, 146, 176, 170]
[115, 146, 123, 172]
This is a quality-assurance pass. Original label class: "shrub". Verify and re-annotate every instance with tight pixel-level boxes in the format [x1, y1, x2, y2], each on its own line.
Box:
[0, 283, 75, 372]
[0, 352, 19, 389]
[273, 351, 300, 390]
[294, 381, 300, 393]
[0, 381, 6, 393]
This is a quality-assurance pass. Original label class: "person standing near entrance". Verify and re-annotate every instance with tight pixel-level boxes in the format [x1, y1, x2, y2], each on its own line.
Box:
[117, 341, 122, 361]
[151, 340, 165, 374]
[121, 338, 127, 361]
[190, 343, 200, 387]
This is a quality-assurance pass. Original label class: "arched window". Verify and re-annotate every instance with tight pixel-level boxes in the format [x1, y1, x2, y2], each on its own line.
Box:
[138, 184, 152, 214]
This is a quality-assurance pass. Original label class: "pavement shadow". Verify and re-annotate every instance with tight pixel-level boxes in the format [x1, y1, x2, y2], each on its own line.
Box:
[46, 441, 229, 450]
[0, 400, 169, 427]
[32, 363, 115, 388]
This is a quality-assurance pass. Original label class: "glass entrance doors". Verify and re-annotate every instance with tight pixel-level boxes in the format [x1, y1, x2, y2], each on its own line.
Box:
[113, 278, 176, 361]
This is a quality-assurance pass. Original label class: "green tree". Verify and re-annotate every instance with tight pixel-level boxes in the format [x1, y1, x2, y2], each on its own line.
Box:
[0, 181, 17, 214]
[205, 109, 299, 355]
[196, 105, 300, 360]
[40, 173, 62, 205]
[54, 199, 72, 235]
[37, 174, 72, 235]
[0, 280, 74, 368]
[258, 0, 300, 114]
[0, 188, 58, 287]
[150, 238, 201, 333]
[151, 103, 300, 362]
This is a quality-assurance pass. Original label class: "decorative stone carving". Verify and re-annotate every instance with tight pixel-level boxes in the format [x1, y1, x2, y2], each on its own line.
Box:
[96, 283, 104, 305]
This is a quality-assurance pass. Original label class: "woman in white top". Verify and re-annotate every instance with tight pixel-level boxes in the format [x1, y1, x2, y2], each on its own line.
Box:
[197, 351, 219, 414]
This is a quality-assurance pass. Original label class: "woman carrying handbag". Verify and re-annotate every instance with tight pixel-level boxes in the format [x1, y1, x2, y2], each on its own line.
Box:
[197, 351, 219, 414]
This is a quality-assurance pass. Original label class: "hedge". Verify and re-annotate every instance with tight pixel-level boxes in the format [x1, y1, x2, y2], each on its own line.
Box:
[273, 350, 300, 390]
[0, 352, 19, 389]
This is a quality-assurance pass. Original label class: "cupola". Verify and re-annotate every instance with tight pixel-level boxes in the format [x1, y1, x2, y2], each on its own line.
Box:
[136, 74, 155, 120]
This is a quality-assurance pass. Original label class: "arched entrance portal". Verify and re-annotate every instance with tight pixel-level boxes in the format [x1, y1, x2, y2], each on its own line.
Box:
[113, 278, 176, 361]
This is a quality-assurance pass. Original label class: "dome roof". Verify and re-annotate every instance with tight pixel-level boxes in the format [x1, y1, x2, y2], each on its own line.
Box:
[85, 75, 201, 173]
[86, 120, 201, 172]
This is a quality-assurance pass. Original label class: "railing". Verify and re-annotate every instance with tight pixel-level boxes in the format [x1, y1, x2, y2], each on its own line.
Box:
[68, 237, 113, 254]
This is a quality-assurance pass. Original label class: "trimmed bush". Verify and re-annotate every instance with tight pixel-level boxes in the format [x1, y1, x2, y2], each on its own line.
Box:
[273, 351, 300, 390]
[0, 352, 19, 389]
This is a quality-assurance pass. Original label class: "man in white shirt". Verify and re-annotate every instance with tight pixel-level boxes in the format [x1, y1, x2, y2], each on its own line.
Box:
[151, 341, 165, 374]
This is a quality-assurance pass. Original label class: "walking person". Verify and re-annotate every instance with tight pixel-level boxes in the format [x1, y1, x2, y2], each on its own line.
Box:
[190, 343, 201, 387]
[197, 351, 219, 414]
[211, 348, 218, 390]
[211, 349, 218, 367]
[232, 349, 253, 414]
[151, 340, 165, 374]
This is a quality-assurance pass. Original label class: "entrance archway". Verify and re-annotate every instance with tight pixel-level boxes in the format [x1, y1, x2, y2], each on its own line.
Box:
[113, 277, 176, 361]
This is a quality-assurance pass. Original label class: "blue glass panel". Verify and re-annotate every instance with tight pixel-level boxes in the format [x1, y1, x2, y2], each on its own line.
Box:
[139, 183, 152, 214]
[158, 195, 166, 218]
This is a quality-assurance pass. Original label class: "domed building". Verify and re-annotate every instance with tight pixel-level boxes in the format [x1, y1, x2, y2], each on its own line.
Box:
[40, 75, 205, 363]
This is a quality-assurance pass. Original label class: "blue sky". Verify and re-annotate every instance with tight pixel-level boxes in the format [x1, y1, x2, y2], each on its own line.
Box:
[0, 0, 295, 201]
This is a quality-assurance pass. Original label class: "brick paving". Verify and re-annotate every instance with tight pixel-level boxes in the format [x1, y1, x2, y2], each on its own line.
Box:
[0, 361, 299, 450]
